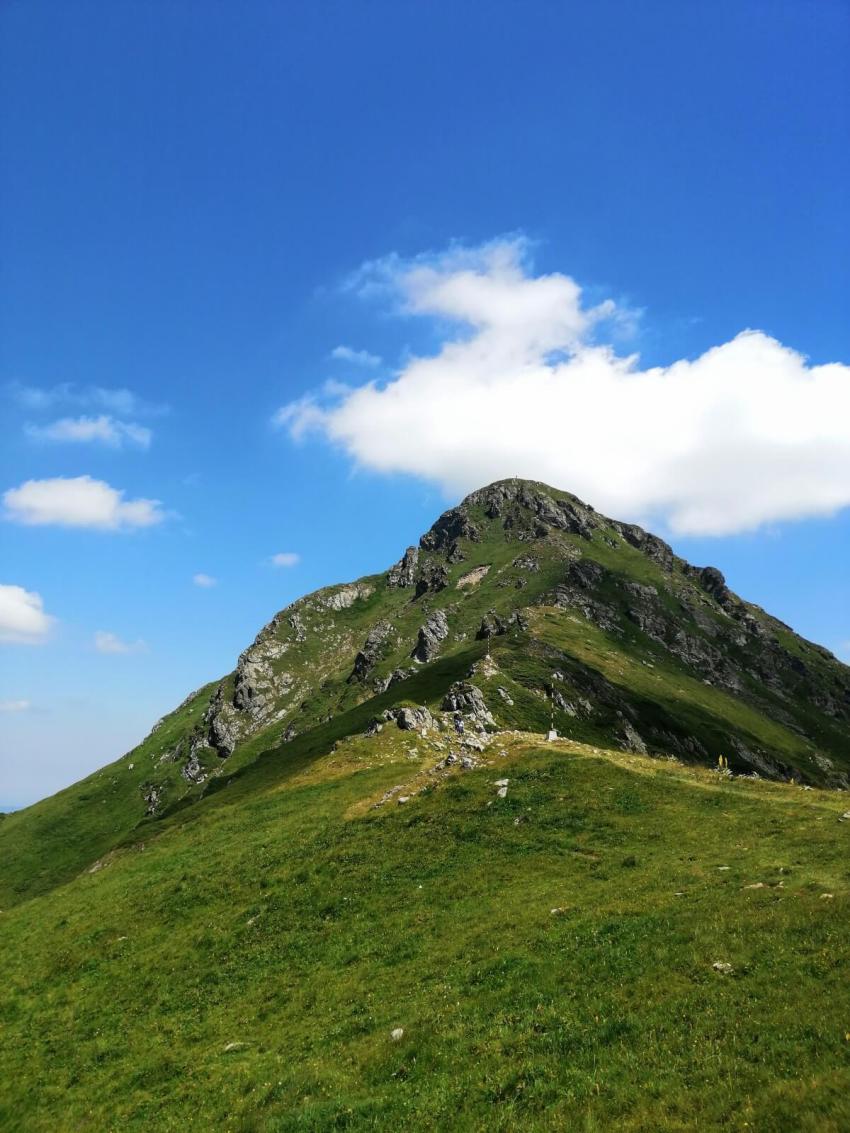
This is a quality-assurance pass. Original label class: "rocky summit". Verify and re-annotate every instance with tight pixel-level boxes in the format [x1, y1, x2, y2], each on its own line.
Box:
[156, 478, 850, 792]
[163, 478, 850, 794]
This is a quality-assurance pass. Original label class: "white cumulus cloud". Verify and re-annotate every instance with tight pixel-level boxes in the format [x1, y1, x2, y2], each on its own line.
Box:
[0, 699, 31, 712]
[330, 345, 382, 367]
[276, 238, 850, 536]
[270, 551, 300, 567]
[0, 584, 55, 644]
[193, 573, 217, 588]
[26, 415, 152, 449]
[3, 476, 165, 530]
[93, 630, 147, 655]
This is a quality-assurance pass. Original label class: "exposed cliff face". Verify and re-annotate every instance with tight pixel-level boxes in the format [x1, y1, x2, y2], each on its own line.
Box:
[143, 479, 850, 809]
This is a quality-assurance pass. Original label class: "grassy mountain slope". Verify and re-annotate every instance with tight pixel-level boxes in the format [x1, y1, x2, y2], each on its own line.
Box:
[2, 479, 849, 912]
[2, 479, 849, 1129]
[1, 729, 849, 1131]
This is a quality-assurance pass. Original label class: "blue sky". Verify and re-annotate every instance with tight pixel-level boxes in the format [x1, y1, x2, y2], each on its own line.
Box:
[1, 0, 848, 807]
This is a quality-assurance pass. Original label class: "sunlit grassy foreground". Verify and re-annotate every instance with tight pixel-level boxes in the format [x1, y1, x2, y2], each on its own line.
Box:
[1, 729, 848, 1131]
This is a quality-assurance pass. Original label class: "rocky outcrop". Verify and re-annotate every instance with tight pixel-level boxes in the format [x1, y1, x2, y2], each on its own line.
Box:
[316, 583, 373, 611]
[548, 559, 618, 631]
[461, 480, 599, 541]
[618, 721, 648, 755]
[420, 508, 480, 560]
[204, 620, 299, 757]
[288, 612, 307, 642]
[350, 621, 393, 683]
[142, 783, 163, 815]
[387, 546, 419, 588]
[384, 705, 435, 732]
[180, 749, 206, 784]
[611, 521, 675, 572]
[412, 609, 450, 662]
[686, 564, 735, 608]
[441, 682, 496, 728]
[475, 610, 529, 640]
[206, 688, 241, 757]
[415, 562, 449, 597]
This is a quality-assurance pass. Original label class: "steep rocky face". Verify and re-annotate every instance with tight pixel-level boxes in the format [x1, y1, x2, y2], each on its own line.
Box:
[138, 479, 850, 810]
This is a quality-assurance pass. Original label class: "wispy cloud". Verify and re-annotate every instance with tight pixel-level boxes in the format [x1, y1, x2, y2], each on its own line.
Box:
[270, 551, 300, 567]
[276, 236, 850, 537]
[192, 573, 217, 588]
[3, 476, 166, 530]
[93, 631, 147, 655]
[7, 381, 167, 417]
[0, 699, 31, 712]
[26, 415, 152, 449]
[0, 584, 55, 644]
[330, 345, 382, 368]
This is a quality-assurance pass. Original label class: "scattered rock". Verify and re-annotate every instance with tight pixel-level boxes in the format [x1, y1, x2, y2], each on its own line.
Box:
[387, 667, 415, 688]
[141, 783, 162, 816]
[389, 705, 434, 733]
[223, 1042, 248, 1053]
[712, 961, 734, 975]
[512, 553, 539, 573]
[460, 734, 488, 752]
[390, 1028, 404, 1041]
[373, 785, 407, 808]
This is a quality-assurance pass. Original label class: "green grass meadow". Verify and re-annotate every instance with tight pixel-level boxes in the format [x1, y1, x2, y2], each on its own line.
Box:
[2, 733, 848, 1131]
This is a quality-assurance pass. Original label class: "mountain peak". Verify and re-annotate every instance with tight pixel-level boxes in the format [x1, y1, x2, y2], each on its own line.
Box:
[3, 480, 849, 911]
